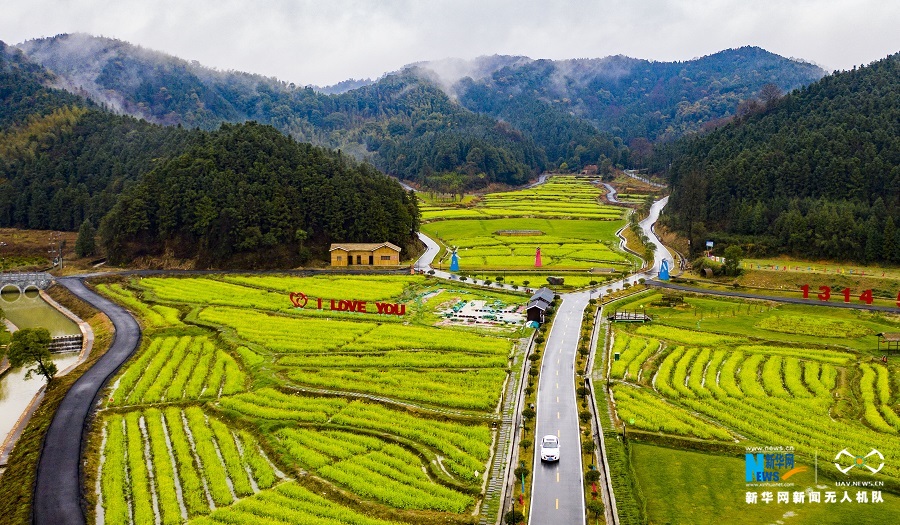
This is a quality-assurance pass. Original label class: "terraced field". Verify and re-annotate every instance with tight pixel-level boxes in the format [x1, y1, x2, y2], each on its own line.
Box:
[600, 291, 900, 523]
[603, 291, 900, 478]
[420, 177, 623, 221]
[98, 408, 278, 523]
[420, 176, 634, 272]
[92, 275, 526, 525]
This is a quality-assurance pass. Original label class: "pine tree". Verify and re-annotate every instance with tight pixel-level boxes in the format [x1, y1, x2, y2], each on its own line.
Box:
[883, 216, 897, 263]
[75, 219, 97, 257]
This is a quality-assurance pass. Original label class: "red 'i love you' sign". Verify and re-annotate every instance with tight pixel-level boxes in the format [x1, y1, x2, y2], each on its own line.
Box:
[289, 292, 406, 316]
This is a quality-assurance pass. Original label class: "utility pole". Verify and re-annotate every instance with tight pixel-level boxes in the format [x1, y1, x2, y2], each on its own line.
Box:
[48, 232, 64, 270]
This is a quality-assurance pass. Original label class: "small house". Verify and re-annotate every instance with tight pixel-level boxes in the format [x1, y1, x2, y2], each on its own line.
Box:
[330, 242, 402, 267]
[526, 287, 555, 323]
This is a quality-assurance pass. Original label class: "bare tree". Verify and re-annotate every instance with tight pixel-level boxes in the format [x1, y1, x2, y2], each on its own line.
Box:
[759, 83, 784, 108]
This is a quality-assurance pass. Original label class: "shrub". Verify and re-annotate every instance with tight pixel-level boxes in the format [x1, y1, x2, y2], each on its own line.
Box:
[587, 499, 605, 518]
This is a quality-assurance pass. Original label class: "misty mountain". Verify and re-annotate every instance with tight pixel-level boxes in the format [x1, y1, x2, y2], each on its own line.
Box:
[14, 34, 553, 188]
[660, 52, 900, 263]
[412, 47, 827, 145]
[314, 78, 376, 95]
[0, 40, 86, 127]
[13, 34, 823, 188]
[1, 39, 194, 231]
[0, 40, 418, 268]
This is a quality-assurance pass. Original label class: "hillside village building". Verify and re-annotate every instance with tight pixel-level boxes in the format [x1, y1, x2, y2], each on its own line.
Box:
[329, 242, 402, 267]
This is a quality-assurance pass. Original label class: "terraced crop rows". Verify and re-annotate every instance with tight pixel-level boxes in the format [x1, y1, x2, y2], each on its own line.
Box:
[190, 482, 406, 525]
[219, 388, 491, 482]
[96, 274, 520, 522]
[109, 335, 245, 406]
[283, 367, 507, 410]
[277, 428, 472, 512]
[96, 283, 184, 329]
[611, 324, 900, 478]
[421, 177, 623, 222]
[219, 274, 419, 301]
[198, 304, 512, 412]
[420, 176, 632, 270]
[98, 408, 277, 524]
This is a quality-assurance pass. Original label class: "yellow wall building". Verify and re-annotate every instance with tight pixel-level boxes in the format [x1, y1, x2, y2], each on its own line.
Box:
[329, 242, 402, 267]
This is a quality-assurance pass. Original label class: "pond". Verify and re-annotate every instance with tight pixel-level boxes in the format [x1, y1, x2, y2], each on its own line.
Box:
[1, 289, 80, 337]
[1, 289, 82, 460]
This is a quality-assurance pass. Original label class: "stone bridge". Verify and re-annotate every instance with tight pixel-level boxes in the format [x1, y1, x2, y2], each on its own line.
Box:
[0, 272, 54, 294]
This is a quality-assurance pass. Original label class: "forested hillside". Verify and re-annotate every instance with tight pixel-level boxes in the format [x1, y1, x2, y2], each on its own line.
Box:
[0, 40, 419, 268]
[0, 41, 193, 231]
[101, 122, 419, 267]
[659, 53, 900, 262]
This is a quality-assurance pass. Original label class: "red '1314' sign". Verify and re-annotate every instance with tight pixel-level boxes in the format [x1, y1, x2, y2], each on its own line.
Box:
[800, 285, 875, 305]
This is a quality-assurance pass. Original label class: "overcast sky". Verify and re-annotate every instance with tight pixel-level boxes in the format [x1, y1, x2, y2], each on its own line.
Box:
[2, 0, 898, 86]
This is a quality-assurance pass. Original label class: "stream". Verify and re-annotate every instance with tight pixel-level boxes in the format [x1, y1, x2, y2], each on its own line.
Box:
[1, 290, 81, 457]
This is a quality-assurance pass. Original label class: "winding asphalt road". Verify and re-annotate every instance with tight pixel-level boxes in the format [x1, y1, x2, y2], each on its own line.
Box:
[33, 278, 141, 525]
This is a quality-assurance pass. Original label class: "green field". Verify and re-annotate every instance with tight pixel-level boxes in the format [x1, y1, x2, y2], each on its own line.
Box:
[420, 177, 623, 222]
[600, 291, 900, 523]
[742, 257, 900, 280]
[92, 275, 528, 524]
[420, 176, 634, 271]
[632, 444, 900, 525]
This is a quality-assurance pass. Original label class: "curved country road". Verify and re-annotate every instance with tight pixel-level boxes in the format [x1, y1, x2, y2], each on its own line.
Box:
[33, 278, 141, 525]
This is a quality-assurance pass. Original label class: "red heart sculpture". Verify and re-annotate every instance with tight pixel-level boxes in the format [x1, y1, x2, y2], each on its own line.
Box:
[289, 292, 308, 308]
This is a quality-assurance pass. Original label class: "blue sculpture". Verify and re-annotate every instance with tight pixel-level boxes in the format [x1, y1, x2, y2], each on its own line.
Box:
[450, 250, 460, 272]
[659, 259, 670, 281]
